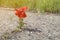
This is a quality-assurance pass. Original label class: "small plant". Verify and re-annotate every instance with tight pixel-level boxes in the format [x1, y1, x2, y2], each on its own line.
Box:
[15, 6, 28, 29]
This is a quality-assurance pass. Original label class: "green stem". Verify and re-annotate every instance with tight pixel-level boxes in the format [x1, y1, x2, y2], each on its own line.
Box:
[19, 18, 24, 29]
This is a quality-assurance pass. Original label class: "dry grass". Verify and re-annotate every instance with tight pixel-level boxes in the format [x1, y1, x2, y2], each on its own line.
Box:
[0, 0, 60, 13]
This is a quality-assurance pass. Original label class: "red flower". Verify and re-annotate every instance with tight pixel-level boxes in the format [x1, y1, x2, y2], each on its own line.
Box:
[15, 6, 28, 18]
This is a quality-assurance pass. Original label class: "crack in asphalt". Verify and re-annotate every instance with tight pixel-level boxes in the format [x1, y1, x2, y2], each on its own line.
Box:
[22, 28, 42, 32]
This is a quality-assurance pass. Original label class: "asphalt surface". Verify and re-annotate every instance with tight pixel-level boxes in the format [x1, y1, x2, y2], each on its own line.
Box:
[0, 8, 60, 40]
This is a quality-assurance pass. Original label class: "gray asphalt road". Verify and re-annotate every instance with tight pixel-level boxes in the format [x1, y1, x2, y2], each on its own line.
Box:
[0, 8, 60, 40]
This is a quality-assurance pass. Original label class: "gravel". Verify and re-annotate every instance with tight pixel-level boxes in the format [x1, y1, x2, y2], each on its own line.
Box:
[0, 8, 60, 40]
